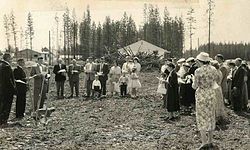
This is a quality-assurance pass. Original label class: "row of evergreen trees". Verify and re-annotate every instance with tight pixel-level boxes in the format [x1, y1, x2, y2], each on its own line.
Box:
[63, 4, 184, 60]
[200, 42, 250, 60]
[184, 42, 250, 60]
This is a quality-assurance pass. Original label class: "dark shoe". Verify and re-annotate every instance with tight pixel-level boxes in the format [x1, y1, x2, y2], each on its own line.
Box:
[68, 95, 73, 98]
[198, 144, 209, 150]
[0, 122, 9, 128]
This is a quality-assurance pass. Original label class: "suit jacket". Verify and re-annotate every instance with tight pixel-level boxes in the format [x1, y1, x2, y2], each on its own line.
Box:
[84, 62, 96, 81]
[30, 63, 49, 88]
[0, 60, 16, 96]
[53, 64, 67, 82]
[68, 64, 81, 82]
[14, 66, 27, 92]
[232, 65, 246, 89]
[96, 63, 109, 80]
[188, 63, 198, 75]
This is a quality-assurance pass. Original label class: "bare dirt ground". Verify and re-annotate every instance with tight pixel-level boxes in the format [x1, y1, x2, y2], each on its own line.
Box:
[0, 72, 249, 150]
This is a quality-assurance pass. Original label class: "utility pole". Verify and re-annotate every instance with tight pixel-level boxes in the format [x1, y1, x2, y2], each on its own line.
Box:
[186, 7, 196, 57]
[207, 0, 214, 55]
[197, 38, 200, 51]
[73, 22, 76, 59]
[49, 31, 51, 65]
[55, 14, 59, 58]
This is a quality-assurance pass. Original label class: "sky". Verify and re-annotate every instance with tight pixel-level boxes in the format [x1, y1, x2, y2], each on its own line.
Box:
[0, 0, 250, 52]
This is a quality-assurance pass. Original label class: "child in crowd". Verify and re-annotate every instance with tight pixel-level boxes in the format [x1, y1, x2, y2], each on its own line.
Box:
[157, 73, 167, 98]
[92, 74, 102, 99]
[129, 67, 141, 98]
[119, 72, 129, 97]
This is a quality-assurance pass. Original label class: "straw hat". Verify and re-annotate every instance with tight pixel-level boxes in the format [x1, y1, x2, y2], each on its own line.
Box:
[196, 52, 210, 62]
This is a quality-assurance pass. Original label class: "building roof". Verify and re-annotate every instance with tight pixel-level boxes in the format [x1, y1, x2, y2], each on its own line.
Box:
[118, 40, 170, 56]
[18, 49, 41, 54]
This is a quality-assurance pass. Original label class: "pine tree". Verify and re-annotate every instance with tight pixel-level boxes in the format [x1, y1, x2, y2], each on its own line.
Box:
[10, 11, 18, 58]
[96, 23, 103, 58]
[26, 12, 34, 60]
[3, 14, 11, 52]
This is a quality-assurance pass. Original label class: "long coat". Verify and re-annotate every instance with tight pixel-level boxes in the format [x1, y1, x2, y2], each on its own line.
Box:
[0, 60, 16, 96]
[231, 65, 246, 111]
[166, 70, 180, 112]
[53, 64, 67, 82]
[30, 64, 49, 111]
[0, 60, 16, 123]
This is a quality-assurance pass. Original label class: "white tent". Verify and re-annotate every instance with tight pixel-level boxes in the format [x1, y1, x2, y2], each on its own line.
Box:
[118, 40, 170, 56]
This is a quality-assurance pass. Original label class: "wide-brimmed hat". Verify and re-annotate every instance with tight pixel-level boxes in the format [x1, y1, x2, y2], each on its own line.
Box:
[186, 57, 195, 63]
[196, 52, 210, 62]
[177, 58, 185, 64]
[183, 63, 191, 68]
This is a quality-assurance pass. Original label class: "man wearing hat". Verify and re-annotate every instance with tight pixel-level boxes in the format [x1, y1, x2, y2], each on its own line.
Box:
[0, 53, 16, 127]
[84, 57, 96, 97]
[30, 56, 50, 111]
[96, 57, 109, 96]
[13, 58, 27, 119]
[68, 59, 81, 98]
[176, 58, 186, 77]
[53, 58, 67, 99]
[231, 58, 246, 111]
[186, 57, 198, 107]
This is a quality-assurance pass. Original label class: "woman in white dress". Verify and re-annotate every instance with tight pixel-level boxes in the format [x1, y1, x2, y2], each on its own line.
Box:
[109, 61, 122, 96]
[133, 57, 141, 74]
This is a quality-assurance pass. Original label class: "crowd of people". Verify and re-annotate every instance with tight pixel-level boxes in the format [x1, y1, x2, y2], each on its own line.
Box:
[0, 52, 249, 149]
[0, 54, 142, 127]
[158, 52, 249, 149]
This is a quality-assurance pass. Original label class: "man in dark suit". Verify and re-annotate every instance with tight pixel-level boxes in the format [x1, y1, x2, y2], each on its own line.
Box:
[96, 57, 109, 96]
[186, 57, 198, 107]
[13, 58, 27, 119]
[53, 58, 67, 99]
[231, 58, 246, 112]
[0, 53, 16, 127]
[68, 59, 81, 98]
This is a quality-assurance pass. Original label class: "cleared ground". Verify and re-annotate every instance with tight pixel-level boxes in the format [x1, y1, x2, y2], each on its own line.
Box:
[0, 72, 249, 149]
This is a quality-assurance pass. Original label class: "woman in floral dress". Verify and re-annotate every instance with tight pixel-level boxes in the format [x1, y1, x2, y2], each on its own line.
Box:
[192, 52, 217, 149]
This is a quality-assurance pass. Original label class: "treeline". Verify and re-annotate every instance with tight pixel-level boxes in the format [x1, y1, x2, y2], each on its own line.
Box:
[63, 4, 184, 60]
[184, 42, 250, 60]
